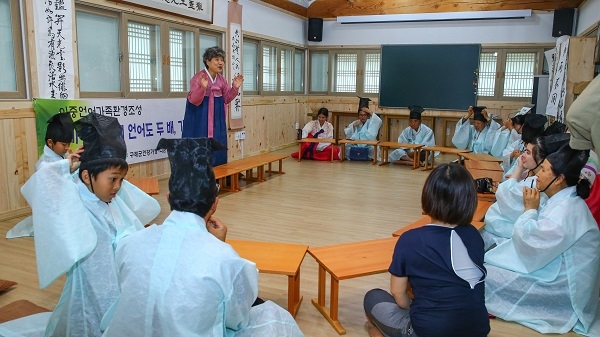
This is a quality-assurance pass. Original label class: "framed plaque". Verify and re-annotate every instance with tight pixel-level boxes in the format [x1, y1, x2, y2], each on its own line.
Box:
[113, 0, 213, 23]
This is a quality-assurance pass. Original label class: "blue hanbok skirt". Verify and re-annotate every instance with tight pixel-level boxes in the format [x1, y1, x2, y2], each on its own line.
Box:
[182, 96, 228, 166]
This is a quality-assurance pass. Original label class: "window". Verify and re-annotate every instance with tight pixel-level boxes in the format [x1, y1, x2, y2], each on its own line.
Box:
[0, 0, 26, 99]
[309, 49, 380, 96]
[294, 50, 304, 93]
[261, 42, 304, 94]
[76, 7, 222, 98]
[478, 48, 546, 100]
[242, 40, 258, 94]
[310, 52, 328, 92]
[169, 26, 196, 93]
[76, 8, 121, 96]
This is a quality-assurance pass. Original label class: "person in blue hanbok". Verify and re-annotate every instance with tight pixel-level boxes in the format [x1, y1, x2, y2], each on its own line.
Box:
[182, 46, 244, 166]
[20, 113, 160, 337]
[485, 145, 600, 335]
[482, 133, 571, 249]
[452, 106, 500, 154]
[344, 106, 382, 160]
[388, 105, 436, 166]
[102, 138, 303, 337]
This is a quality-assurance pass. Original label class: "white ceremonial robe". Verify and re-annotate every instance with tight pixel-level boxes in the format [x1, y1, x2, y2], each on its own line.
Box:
[20, 159, 160, 337]
[343, 112, 382, 160]
[302, 120, 334, 152]
[452, 118, 500, 154]
[388, 124, 436, 162]
[485, 186, 600, 335]
[7, 146, 65, 239]
[102, 211, 304, 337]
[481, 177, 547, 249]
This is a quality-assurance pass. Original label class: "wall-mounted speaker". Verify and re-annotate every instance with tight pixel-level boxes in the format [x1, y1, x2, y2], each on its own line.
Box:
[552, 8, 576, 37]
[308, 18, 323, 42]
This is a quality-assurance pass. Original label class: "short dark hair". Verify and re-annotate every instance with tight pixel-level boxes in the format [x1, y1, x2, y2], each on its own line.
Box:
[45, 122, 73, 144]
[546, 145, 591, 198]
[421, 163, 477, 226]
[511, 114, 527, 126]
[167, 184, 218, 218]
[78, 158, 128, 181]
[203, 46, 226, 68]
[317, 107, 329, 118]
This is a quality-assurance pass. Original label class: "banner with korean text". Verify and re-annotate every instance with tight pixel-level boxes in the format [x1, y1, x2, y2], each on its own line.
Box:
[33, 98, 186, 164]
[33, 0, 76, 99]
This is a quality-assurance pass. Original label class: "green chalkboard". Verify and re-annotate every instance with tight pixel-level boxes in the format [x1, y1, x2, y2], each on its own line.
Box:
[379, 44, 480, 110]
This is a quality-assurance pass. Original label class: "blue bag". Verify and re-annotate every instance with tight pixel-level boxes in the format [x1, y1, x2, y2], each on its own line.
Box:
[349, 147, 369, 161]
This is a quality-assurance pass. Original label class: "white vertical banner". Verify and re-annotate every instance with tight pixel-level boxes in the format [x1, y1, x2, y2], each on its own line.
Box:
[33, 0, 76, 99]
[227, 1, 244, 130]
[546, 36, 569, 122]
[229, 23, 242, 119]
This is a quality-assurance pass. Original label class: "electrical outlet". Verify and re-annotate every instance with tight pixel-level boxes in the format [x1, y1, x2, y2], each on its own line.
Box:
[234, 131, 246, 140]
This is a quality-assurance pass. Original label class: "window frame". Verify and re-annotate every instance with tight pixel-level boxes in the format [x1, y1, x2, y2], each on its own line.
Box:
[0, 0, 27, 99]
[241, 38, 259, 95]
[478, 46, 548, 101]
[76, 6, 122, 98]
[166, 22, 200, 98]
[258, 40, 305, 96]
[308, 48, 381, 97]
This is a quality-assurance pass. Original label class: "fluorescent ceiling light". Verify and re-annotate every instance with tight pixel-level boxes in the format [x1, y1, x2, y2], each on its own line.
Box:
[337, 9, 532, 24]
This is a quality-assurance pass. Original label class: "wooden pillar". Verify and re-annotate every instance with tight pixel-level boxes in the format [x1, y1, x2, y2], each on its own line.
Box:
[565, 37, 596, 114]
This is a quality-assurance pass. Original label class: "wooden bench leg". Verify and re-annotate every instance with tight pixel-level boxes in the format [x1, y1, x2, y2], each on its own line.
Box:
[372, 146, 378, 165]
[378, 146, 390, 166]
[287, 269, 303, 317]
[311, 266, 347, 335]
[298, 143, 302, 162]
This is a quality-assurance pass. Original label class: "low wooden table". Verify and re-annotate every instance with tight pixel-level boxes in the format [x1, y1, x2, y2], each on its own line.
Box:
[127, 177, 159, 195]
[377, 142, 424, 169]
[464, 160, 503, 171]
[468, 168, 504, 183]
[420, 146, 471, 171]
[338, 139, 379, 165]
[227, 240, 308, 317]
[308, 237, 399, 334]
[213, 166, 243, 192]
[258, 153, 289, 176]
[296, 138, 337, 162]
[459, 152, 503, 163]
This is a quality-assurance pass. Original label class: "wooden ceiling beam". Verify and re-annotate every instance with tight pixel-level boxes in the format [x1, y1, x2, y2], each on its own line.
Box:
[255, 0, 308, 18]
[306, 0, 585, 19]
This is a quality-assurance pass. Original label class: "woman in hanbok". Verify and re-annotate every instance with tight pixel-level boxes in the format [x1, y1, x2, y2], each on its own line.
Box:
[485, 145, 600, 335]
[291, 107, 340, 160]
[452, 106, 500, 154]
[182, 46, 244, 166]
[482, 133, 570, 249]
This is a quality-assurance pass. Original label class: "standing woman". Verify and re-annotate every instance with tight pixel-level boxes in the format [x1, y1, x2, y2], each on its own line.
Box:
[182, 46, 244, 166]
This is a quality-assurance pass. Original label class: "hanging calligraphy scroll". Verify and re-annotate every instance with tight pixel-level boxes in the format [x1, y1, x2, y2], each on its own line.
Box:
[546, 36, 569, 122]
[228, 1, 244, 130]
[112, 0, 213, 23]
[33, 0, 76, 99]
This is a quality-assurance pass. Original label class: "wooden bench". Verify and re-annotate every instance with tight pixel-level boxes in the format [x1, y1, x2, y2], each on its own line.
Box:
[227, 239, 308, 317]
[213, 153, 289, 192]
[459, 152, 503, 163]
[338, 139, 379, 165]
[308, 237, 398, 334]
[377, 142, 424, 169]
[420, 146, 471, 171]
[127, 177, 160, 195]
[296, 138, 337, 162]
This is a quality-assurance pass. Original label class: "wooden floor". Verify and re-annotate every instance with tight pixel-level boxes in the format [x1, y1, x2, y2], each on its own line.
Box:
[0, 149, 578, 337]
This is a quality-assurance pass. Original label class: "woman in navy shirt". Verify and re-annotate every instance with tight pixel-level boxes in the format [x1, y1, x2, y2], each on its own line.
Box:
[364, 163, 490, 337]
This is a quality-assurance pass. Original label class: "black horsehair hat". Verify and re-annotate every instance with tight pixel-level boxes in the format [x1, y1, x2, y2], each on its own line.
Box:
[408, 105, 425, 120]
[156, 138, 226, 205]
[358, 96, 371, 112]
[74, 113, 127, 163]
[46, 112, 74, 143]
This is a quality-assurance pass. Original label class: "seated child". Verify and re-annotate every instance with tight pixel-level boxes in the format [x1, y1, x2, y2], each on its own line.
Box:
[20, 113, 160, 337]
[388, 105, 436, 166]
[291, 107, 341, 161]
[102, 138, 304, 337]
[344, 97, 382, 161]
